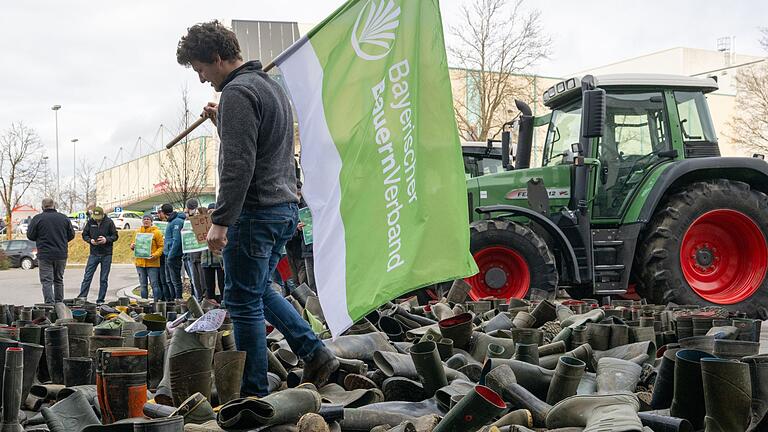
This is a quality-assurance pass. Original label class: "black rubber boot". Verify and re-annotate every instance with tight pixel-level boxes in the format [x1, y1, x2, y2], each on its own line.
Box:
[409, 341, 447, 397]
[217, 387, 322, 429]
[587, 323, 612, 351]
[445, 279, 472, 304]
[513, 343, 539, 365]
[213, 350, 246, 405]
[439, 313, 473, 350]
[546, 356, 586, 405]
[432, 385, 506, 432]
[545, 392, 642, 431]
[45, 326, 70, 384]
[18, 342, 43, 404]
[650, 347, 680, 409]
[638, 412, 693, 432]
[481, 358, 553, 401]
[701, 358, 752, 432]
[670, 349, 717, 430]
[41, 390, 101, 432]
[483, 364, 551, 428]
[743, 354, 768, 432]
[596, 357, 642, 394]
[530, 300, 557, 327]
[146, 330, 166, 391]
[302, 345, 340, 389]
[0, 347, 24, 432]
[63, 357, 93, 386]
[63, 322, 93, 358]
[169, 392, 216, 425]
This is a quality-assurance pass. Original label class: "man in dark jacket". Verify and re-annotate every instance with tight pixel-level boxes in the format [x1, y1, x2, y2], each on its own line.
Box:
[158, 203, 186, 300]
[27, 198, 75, 303]
[79, 206, 118, 303]
[177, 20, 338, 397]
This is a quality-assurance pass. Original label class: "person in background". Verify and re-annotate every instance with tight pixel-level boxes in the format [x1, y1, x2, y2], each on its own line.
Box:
[27, 198, 75, 303]
[130, 214, 164, 301]
[159, 203, 186, 300]
[183, 198, 204, 300]
[201, 203, 225, 302]
[79, 206, 118, 304]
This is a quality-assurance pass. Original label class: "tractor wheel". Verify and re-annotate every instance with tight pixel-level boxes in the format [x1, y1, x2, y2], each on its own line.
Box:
[467, 219, 558, 300]
[636, 179, 768, 318]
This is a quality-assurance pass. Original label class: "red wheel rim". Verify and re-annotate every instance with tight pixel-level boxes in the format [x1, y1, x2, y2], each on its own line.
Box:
[680, 209, 768, 304]
[467, 246, 530, 300]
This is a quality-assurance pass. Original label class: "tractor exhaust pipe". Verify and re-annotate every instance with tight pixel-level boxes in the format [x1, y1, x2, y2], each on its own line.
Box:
[514, 99, 534, 170]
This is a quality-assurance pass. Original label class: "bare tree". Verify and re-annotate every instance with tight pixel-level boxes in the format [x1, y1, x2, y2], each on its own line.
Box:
[0, 122, 44, 239]
[729, 28, 768, 154]
[449, 0, 551, 142]
[160, 87, 207, 207]
[76, 158, 98, 209]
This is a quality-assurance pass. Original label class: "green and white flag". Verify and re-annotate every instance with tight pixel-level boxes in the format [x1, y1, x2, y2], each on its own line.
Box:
[275, 0, 477, 337]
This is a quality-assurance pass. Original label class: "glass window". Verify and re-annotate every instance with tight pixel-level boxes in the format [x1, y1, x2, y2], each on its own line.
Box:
[674, 91, 717, 143]
[107, 213, 119, 219]
[8, 241, 25, 251]
[0, 242, 8, 251]
[594, 92, 669, 218]
[543, 101, 582, 166]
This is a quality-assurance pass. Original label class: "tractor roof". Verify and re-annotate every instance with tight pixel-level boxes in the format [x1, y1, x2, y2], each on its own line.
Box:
[543, 73, 719, 108]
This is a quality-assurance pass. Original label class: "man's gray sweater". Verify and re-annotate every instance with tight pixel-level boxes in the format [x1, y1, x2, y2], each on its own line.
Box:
[211, 60, 298, 227]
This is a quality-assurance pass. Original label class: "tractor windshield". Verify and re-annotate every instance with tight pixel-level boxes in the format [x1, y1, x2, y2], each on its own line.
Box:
[543, 101, 582, 166]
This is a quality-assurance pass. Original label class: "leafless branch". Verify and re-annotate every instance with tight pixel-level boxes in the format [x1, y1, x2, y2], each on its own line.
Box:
[449, 0, 551, 141]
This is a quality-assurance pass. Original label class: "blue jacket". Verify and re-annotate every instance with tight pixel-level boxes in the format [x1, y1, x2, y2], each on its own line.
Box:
[163, 211, 186, 259]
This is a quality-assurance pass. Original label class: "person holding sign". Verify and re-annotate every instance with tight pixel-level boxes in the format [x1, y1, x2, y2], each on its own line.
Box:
[130, 215, 164, 300]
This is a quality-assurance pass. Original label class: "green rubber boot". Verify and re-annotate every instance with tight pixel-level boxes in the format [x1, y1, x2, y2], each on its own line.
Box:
[701, 358, 752, 432]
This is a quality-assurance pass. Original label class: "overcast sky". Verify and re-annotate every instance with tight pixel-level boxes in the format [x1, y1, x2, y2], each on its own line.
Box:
[2, 0, 766, 184]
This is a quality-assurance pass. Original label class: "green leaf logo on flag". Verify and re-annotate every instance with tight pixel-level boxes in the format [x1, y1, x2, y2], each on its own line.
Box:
[352, 0, 401, 61]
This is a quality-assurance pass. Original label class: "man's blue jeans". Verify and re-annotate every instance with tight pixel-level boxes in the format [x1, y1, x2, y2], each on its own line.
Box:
[78, 254, 112, 303]
[137, 266, 162, 300]
[159, 255, 173, 301]
[165, 255, 184, 300]
[223, 203, 324, 396]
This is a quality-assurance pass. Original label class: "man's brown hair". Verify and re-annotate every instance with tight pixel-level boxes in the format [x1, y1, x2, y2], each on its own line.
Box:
[177, 20, 242, 65]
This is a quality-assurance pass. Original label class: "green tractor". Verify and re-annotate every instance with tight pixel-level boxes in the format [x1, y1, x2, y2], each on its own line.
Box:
[466, 74, 768, 318]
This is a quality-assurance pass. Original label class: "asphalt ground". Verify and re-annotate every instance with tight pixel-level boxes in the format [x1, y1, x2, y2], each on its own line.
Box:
[0, 264, 138, 305]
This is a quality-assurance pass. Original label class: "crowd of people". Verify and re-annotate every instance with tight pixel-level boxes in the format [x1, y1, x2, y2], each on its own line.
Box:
[24, 196, 315, 307]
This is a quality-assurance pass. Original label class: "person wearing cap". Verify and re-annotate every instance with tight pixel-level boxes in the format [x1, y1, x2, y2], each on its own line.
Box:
[27, 198, 76, 303]
[79, 206, 119, 303]
[130, 215, 164, 300]
[184, 198, 204, 300]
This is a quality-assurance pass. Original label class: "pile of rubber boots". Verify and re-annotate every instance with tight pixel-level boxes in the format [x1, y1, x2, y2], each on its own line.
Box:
[1, 279, 767, 432]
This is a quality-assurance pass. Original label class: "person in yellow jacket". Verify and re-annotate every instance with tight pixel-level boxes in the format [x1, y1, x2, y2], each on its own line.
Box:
[130, 214, 165, 300]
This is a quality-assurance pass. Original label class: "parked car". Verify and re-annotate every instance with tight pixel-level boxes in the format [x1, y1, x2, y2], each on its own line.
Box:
[0, 239, 38, 270]
[68, 217, 81, 231]
[108, 211, 143, 230]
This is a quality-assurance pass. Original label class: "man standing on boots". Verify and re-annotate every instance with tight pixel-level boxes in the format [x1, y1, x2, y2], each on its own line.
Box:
[27, 198, 75, 303]
[79, 207, 118, 304]
[176, 20, 339, 397]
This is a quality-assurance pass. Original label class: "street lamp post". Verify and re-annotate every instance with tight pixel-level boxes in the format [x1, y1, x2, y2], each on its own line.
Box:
[42, 156, 50, 197]
[51, 105, 62, 194]
[71, 139, 78, 207]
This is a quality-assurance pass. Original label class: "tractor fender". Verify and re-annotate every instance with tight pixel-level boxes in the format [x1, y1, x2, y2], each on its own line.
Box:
[474, 204, 581, 284]
[634, 157, 768, 224]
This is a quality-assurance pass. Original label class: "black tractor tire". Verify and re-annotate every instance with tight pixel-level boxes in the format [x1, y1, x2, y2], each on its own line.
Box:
[636, 179, 768, 319]
[469, 219, 558, 300]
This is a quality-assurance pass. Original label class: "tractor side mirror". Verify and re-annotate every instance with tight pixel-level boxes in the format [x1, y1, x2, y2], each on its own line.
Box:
[581, 88, 606, 139]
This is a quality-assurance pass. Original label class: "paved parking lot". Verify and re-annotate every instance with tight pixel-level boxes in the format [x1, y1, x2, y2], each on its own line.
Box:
[0, 264, 137, 305]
